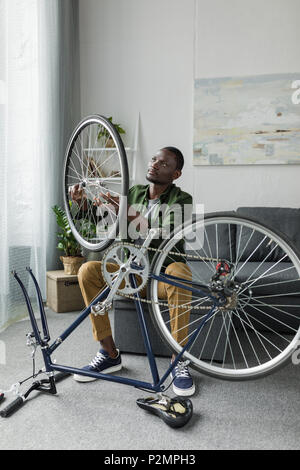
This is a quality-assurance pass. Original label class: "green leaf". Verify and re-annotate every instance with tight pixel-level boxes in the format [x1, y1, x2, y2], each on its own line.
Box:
[52, 204, 81, 256]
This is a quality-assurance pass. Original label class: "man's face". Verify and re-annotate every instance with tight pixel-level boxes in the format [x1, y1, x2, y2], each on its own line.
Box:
[146, 149, 181, 185]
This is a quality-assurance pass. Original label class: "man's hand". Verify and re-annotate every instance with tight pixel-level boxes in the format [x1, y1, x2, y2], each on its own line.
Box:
[93, 192, 120, 216]
[69, 184, 88, 211]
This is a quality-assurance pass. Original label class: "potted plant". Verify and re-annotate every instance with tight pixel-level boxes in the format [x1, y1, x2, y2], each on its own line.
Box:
[97, 116, 125, 147]
[52, 205, 85, 275]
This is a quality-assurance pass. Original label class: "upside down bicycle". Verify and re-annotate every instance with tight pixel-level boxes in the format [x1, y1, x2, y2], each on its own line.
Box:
[1, 115, 300, 427]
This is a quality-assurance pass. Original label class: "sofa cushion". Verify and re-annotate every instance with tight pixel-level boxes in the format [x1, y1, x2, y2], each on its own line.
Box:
[236, 207, 300, 262]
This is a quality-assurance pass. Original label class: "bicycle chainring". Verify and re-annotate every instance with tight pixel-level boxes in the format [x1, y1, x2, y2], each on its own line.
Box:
[101, 242, 150, 295]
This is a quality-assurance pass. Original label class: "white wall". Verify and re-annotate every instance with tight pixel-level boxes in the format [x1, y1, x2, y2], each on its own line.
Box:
[79, 0, 300, 212]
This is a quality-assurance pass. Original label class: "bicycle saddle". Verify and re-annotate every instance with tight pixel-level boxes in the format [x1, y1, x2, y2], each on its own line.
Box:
[136, 395, 193, 428]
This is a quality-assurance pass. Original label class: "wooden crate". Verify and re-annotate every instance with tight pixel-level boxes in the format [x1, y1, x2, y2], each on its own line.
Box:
[46, 270, 85, 313]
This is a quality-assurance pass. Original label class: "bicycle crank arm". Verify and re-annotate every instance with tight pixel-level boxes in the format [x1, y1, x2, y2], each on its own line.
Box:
[91, 269, 128, 315]
[139, 228, 165, 256]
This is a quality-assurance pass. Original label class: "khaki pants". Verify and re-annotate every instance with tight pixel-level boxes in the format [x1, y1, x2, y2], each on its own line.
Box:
[77, 261, 192, 346]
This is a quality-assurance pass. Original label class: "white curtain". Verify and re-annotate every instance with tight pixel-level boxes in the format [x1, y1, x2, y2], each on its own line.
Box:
[0, 0, 80, 331]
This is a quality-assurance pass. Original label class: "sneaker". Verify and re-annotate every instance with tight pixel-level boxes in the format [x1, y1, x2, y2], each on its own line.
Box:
[170, 360, 195, 397]
[73, 349, 122, 382]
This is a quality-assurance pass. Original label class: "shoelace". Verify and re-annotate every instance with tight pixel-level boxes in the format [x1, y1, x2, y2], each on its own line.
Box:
[175, 361, 190, 378]
[90, 351, 107, 367]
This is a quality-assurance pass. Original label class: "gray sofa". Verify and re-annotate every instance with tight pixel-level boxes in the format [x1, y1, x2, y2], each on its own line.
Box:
[113, 207, 300, 357]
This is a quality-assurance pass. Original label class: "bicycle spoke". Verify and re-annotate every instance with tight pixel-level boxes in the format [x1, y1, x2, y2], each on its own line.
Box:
[239, 253, 289, 295]
[228, 224, 233, 264]
[239, 295, 300, 326]
[250, 278, 300, 290]
[238, 304, 273, 360]
[233, 235, 268, 278]
[242, 264, 297, 285]
[233, 308, 261, 366]
[232, 228, 255, 276]
[207, 311, 229, 366]
[185, 235, 216, 276]
[203, 228, 218, 272]
[230, 313, 249, 368]
[237, 299, 292, 342]
[197, 312, 217, 359]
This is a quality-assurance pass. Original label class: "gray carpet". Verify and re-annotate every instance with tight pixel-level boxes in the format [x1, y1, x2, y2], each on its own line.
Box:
[0, 308, 300, 450]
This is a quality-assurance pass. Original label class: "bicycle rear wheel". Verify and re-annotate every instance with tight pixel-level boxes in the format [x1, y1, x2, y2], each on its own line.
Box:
[63, 114, 129, 252]
[149, 213, 300, 380]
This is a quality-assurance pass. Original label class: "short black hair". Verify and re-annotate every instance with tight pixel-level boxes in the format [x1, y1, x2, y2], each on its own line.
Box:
[162, 147, 184, 171]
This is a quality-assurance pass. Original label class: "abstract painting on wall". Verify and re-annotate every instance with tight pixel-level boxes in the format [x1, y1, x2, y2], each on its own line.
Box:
[193, 73, 300, 165]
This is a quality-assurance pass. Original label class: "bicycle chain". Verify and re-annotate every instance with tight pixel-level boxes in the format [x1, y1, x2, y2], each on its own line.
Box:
[101, 241, 221, 311]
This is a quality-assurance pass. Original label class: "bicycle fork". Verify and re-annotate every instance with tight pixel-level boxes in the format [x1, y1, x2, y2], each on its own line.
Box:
[0, 269, 69, 417]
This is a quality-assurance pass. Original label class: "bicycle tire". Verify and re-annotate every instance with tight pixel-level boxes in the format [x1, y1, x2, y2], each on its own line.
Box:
[148, 212, 300, 380]
[63, 114, 129, 252]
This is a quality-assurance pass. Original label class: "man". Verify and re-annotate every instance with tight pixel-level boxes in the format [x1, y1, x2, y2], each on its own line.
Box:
[70, 147, 195, 396]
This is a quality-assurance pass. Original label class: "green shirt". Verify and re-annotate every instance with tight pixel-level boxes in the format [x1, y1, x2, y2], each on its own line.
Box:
[124, 183, 193, 266]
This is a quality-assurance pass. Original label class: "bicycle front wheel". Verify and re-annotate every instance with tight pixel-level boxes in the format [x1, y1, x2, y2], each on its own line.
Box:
[149, 213, 300, 380]
[63, 115, 129, 252]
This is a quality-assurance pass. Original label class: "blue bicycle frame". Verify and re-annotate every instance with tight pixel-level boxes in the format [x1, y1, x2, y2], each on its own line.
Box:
[13, 267, 224, 394]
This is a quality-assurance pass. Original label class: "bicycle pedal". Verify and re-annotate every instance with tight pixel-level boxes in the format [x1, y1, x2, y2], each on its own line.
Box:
[91, 302, 111, 316]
